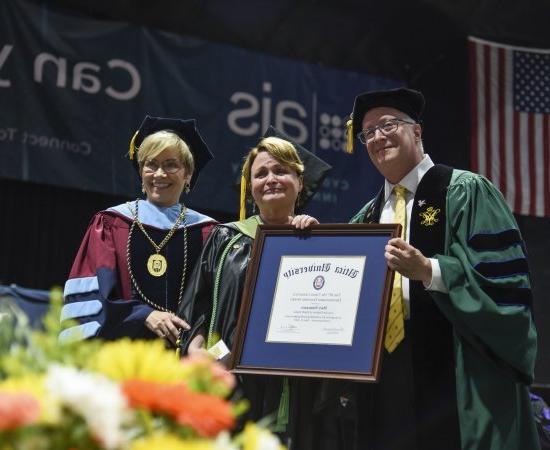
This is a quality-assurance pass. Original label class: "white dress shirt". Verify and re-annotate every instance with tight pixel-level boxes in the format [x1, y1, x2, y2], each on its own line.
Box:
[379, 155, 448, 318]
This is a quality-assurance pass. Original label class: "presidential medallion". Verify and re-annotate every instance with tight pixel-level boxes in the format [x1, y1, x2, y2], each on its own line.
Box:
[147, 253, 167, 277]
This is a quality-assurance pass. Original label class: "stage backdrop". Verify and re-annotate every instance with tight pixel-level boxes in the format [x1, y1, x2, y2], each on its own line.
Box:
[0, 0, 401, 222]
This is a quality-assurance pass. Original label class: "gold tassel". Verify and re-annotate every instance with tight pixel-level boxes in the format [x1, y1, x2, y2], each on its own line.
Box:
[239, 174, 247, 221]
[346, 119, 354, 154]
[128, 130, 139, 160]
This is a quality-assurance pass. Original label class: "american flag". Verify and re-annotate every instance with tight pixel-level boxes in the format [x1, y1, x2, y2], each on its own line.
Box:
[469, 36, 550, 218]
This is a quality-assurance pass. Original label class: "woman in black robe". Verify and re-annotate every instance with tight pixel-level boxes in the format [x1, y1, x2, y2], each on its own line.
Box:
[178, 128, 343, 450]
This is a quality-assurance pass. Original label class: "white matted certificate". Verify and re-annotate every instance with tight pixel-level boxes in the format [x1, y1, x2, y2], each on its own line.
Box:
[266, 255, 366, 345]
[229, 223, 401, 382]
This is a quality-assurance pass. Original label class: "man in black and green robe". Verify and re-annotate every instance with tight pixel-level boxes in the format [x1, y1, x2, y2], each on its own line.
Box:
[345, 87, 540, 450]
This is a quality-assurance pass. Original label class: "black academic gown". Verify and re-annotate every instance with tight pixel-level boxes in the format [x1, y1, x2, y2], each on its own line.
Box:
[178, 217, 350, 450]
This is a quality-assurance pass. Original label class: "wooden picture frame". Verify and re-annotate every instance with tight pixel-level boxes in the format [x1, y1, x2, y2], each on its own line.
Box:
[228, 223, 400, 382]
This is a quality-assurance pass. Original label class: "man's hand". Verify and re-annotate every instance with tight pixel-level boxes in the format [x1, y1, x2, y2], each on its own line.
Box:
[145, 310, 190, 346]
[385, 238, 432, 284]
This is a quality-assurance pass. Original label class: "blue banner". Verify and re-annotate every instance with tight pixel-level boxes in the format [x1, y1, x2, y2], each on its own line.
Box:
[0, 0, 401, 221]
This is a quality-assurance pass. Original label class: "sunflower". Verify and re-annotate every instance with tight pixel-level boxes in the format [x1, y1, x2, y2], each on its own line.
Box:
[87, 339, 186, 383]
[129, 433, 216, 450]
[240, 423, 285, 450]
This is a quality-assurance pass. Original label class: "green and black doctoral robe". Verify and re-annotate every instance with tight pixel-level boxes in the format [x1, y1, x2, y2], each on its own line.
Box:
[349, 166, 539, 450]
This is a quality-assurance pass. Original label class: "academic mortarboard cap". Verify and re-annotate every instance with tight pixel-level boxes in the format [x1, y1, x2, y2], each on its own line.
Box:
[128, 115, 214, 190]
[239, 126, 332, 220]
[346, 88, 425, 152]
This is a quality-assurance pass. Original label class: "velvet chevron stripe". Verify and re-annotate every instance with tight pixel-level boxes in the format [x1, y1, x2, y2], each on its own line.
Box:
[468, 229, 522, 251]
[481, 285, 532, 307]
[475, 258, 529, 278]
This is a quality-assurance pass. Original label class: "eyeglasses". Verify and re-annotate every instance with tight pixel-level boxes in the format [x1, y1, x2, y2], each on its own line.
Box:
[356, 118, 416, 144]
[143, 159, 183, 174]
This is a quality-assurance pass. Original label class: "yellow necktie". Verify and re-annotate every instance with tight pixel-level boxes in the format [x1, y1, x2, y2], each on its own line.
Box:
[385, 184, 407, 353]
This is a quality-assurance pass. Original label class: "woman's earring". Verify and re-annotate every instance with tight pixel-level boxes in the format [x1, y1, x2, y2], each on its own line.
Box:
[252, 202, 256, 214]
[184, 183, 190, 194]
[141, 185, 146, 194]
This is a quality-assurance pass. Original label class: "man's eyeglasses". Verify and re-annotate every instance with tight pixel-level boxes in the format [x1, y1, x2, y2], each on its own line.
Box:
[143, 159, 183, 174]
[356, 118, 416, 144]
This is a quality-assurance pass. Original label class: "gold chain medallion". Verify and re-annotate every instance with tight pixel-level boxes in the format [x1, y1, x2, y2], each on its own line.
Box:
[126, 199, 189, 314]
[147, 253, 167, 277]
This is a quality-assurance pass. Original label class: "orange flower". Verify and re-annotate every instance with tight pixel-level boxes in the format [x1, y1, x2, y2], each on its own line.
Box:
[122, 380, 235, 437]
[122, 379, 169, 410]
[171, 389, 235, 437]
[0, 392, 41, 430]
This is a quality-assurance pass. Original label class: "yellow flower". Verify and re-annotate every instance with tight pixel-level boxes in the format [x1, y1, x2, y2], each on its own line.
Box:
[241, 423, 285, 450]
[129, 433, 215, 450]
[87, 339, 186, 383]
[0, 375, 61, 425]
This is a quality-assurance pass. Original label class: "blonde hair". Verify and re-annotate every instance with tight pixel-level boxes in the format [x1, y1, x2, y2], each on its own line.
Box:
[243, 136, 303, 185]
[137, 130, 194, 175]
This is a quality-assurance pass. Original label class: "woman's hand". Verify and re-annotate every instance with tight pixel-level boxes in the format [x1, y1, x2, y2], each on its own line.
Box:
[145, 310, 190, 346]
[290, 214, 319, 229]
[187, 334, 208, 356]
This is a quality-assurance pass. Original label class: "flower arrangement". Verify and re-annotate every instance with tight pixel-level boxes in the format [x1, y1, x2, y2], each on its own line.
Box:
[0, 289, 284, 450]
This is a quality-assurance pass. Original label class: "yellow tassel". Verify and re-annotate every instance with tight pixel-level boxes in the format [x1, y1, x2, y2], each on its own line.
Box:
[128, 130, 139, 160]
[239, 174, 247, 221]
[346, 119, 354, 154]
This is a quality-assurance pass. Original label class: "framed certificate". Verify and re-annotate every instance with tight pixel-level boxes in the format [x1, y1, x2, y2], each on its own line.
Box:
[228, 223, 401, 382]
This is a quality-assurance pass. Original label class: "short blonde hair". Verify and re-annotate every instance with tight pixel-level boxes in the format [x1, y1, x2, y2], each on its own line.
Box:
[137, 130, 194, 175]
[241, 136, 304, 202]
